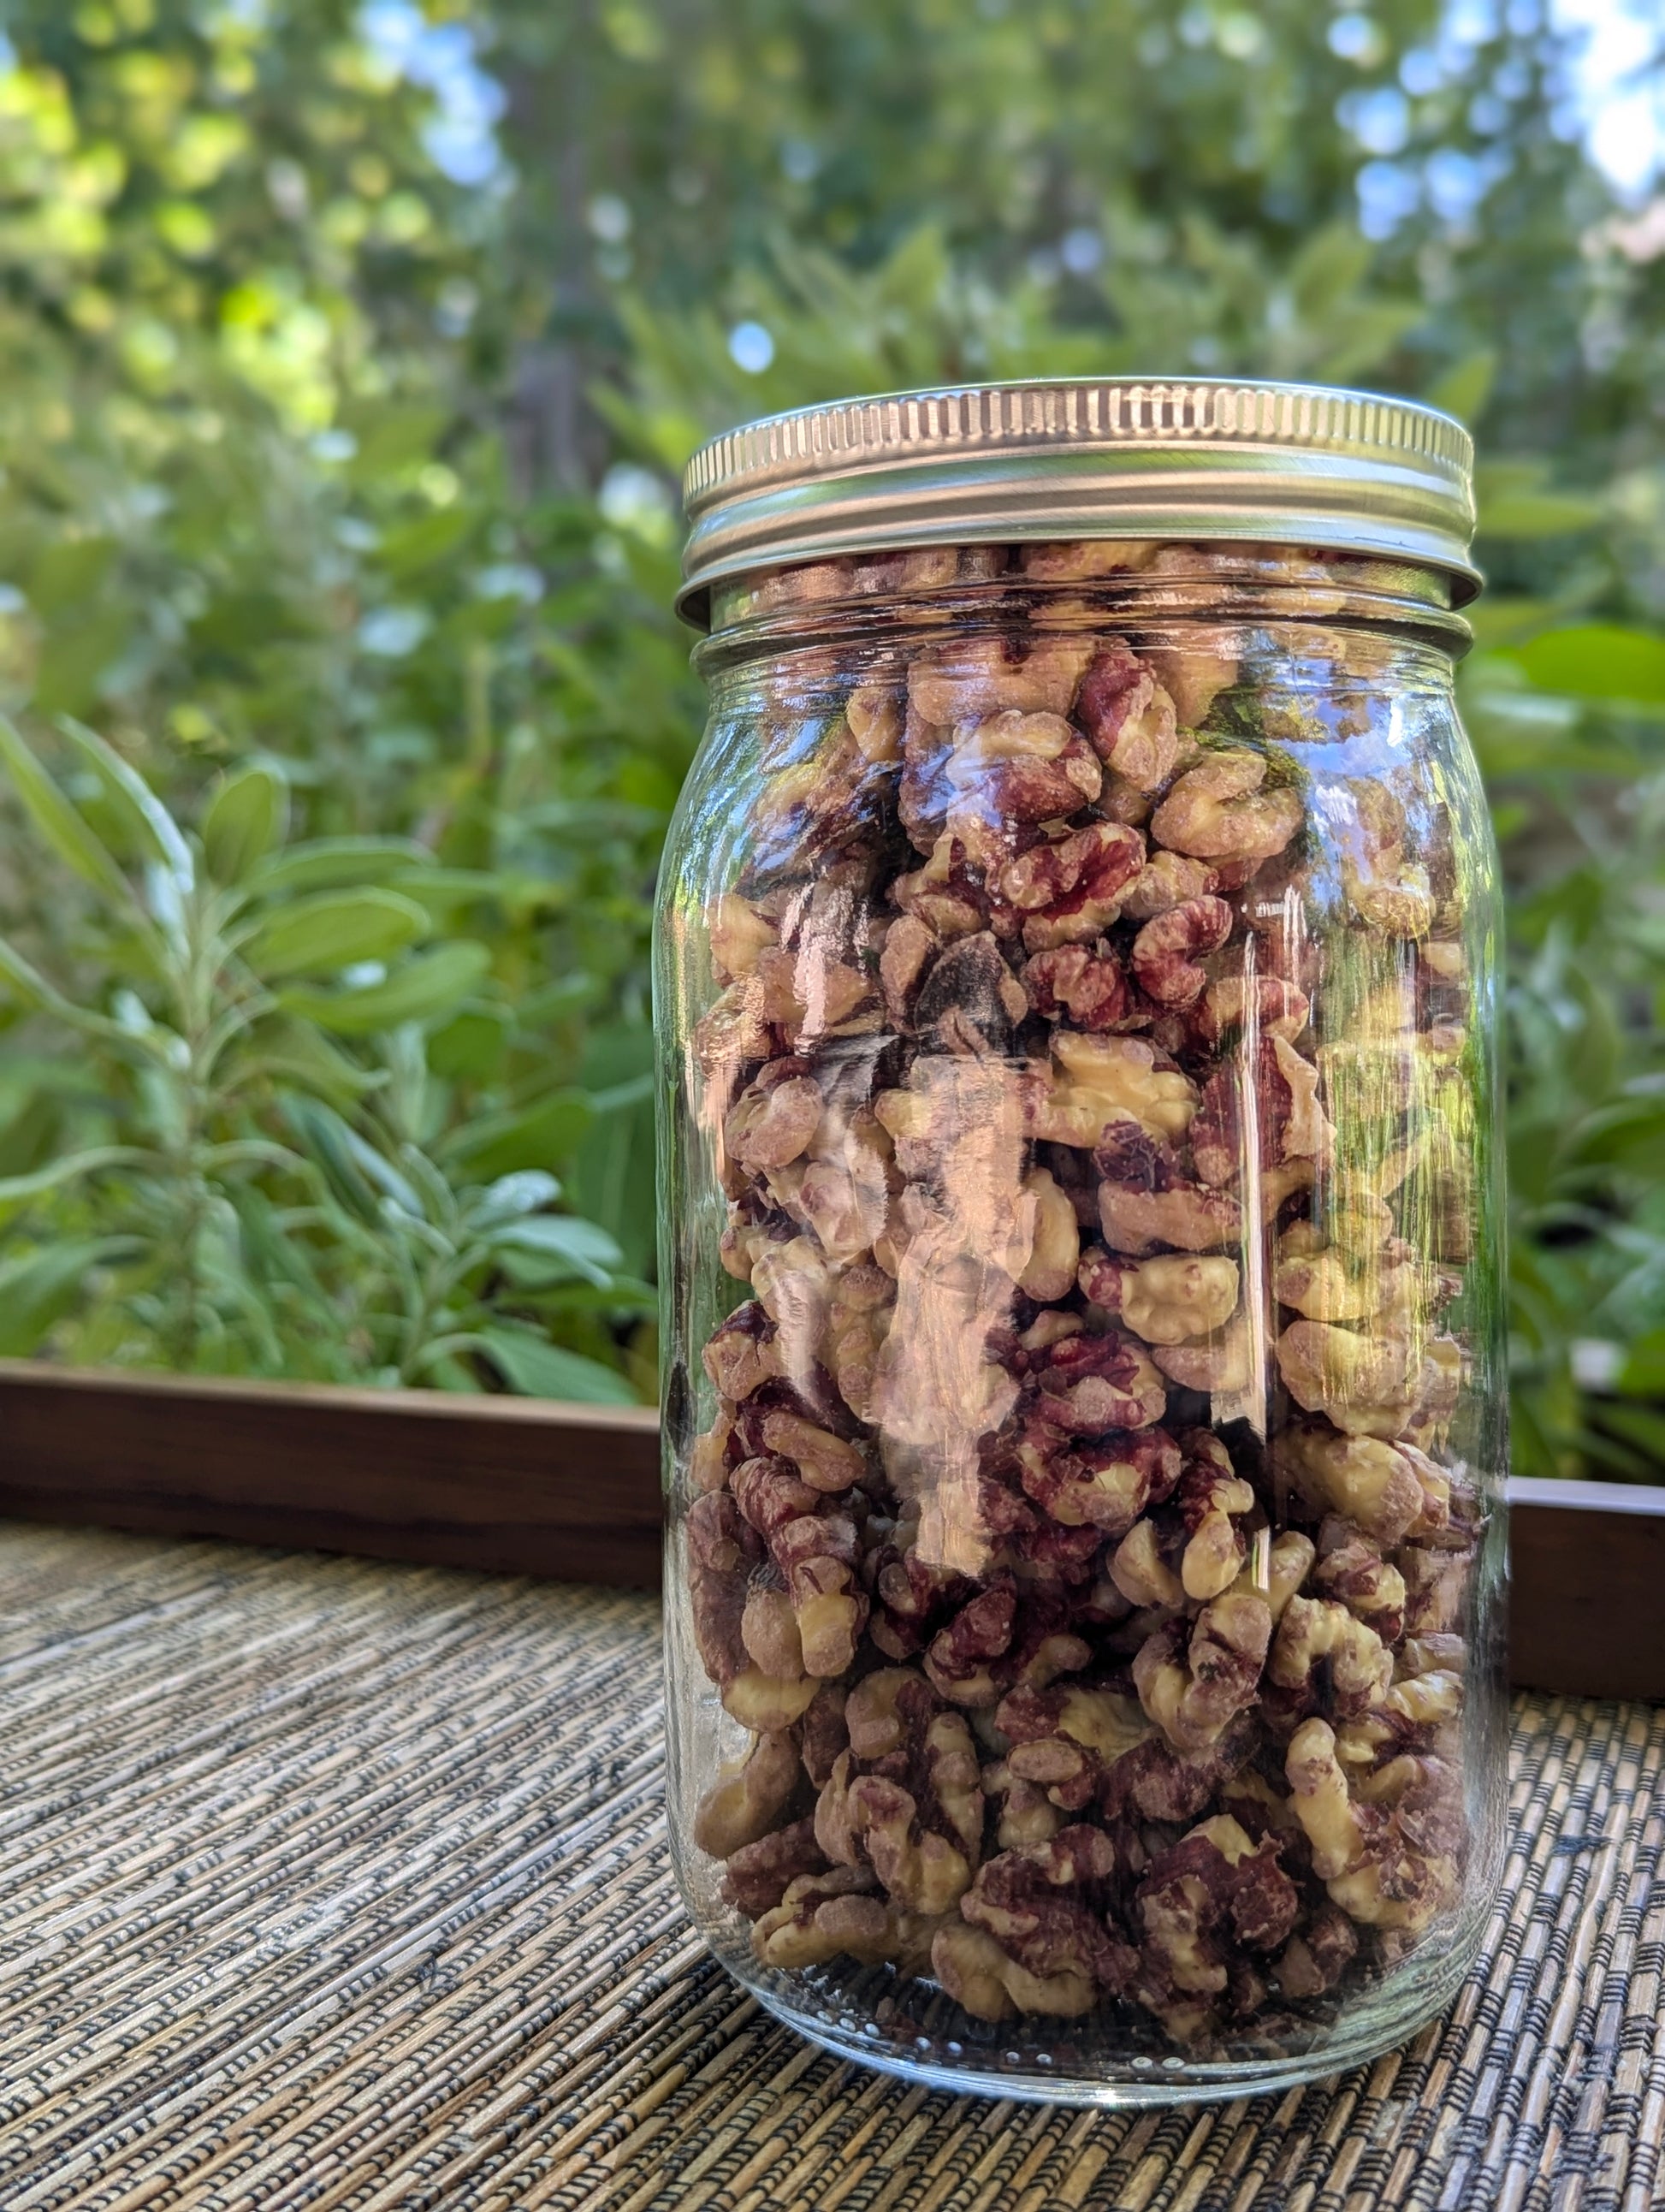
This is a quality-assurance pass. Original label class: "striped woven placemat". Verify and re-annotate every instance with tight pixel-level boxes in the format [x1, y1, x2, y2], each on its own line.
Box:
[0, 1523, 1657, 2212]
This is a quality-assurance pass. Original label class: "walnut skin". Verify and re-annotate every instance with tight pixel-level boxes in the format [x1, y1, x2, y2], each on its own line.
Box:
[754, 1866, 947, 1975]
[1144, 626, 1240, 728]
[1199, 973, 1310, 1046]
[732, 1454, 868, 1678]
[864, 1514, 970, 1661]
[1093, 1124, 1242, 1255]
[1312, 1518, 1407, 1644]
[1016, 1422, 1181, 1534]
[1266, 1595, 1395, 1725]
[1122, 849, 1224, 922]
[908, 633, 1094, 726]
[694, 1730, 804, 1860]
[1133, 1815, 1300, 2040]
[983, 1759, 1064, 1850]
[1333, 1667, 1464, 1766]
[923, 1586, 1091, 1709]
[1173, 1431, 1258, 1600]
[996, 1681, 1152, 1811]
[1077, 643, 1180, 792]
[1129, 896, 1234, 1009]
[1016, 1166, 1081, 1300]
[1133, 1592, 1273, 1753]
[1022, 1326, 1169, 1437]
[688, 1490, 762, 1692]
[1275, 1319, 1424, 1440]
[1151, 1314, 1253, 1396]
[1105, 1708, 1260, 1825]
[936, 1824, 1137, 2020]
[1274, 1902, 1359, 1999]
[726, 1063, 824, 1173]
[682, 542, 1487, 2055]
[1150, 751, 1304, 864]
[932, 1922, 1093, 2022]
[1078, 1248, 1241, 1346]
[1342, 780, 1435, 939]
[1190, 1035, 1332, 1189]
[1031, 1033, 1199, 1148]
[814, 1668, 984, 1913]
[1285, 1721, 1461, 1933]
[1022, 941, 1140, 1032]
[962, 1826, 1134, 1976]
[998, 820, 1146, 951]
[1021, 540, 1158, 582]
[702, 1301, 781, 1404]
[1275, 1424, 1431, 1545]
[721, 1817, 828, 1918]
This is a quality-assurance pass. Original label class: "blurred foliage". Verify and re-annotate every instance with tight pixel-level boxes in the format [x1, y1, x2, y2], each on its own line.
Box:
[0, 0, 1658, 1462]
[0, 716, 650, 1394]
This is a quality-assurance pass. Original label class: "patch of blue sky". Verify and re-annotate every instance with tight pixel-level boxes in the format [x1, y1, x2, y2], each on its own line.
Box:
[358, 1, 507, 188]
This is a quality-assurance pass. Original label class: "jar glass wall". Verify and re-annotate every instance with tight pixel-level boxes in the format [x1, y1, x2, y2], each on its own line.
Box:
[655, 537, 1507, 2105]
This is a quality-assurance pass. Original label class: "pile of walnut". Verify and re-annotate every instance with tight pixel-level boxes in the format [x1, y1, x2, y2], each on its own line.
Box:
[683, 540, 1476, 2049]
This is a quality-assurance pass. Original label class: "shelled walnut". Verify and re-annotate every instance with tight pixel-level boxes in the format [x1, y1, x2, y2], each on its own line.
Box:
[676, 537, 1485, 2057]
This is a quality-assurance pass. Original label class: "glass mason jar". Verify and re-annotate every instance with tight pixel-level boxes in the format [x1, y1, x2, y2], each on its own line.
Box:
[655, 380, 1507, 2104]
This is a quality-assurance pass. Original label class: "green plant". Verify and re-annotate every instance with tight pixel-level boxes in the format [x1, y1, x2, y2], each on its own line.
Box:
[1461, 623, 1665, 1477]
[0, 3, 1656, 1471]
[0, 715, 650, 1398]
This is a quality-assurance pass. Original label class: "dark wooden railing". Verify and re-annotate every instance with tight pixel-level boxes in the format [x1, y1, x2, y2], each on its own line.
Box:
[0, 1360, 1657, 1699]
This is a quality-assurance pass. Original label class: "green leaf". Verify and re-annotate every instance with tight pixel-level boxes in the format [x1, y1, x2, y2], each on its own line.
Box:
[1475, 460, 1604, 540]
[284, 1099, 428, 1221]
[569, 1068, 658, 1278]
[203, 766, 288, 883]
[426, 1004, 512, 1082]
[400, 869, 542, 915]
[246, 837, 436, 898]
[238, 890, 430, 980]
[1617, 1329, 1665, 1398]
[232, 1017, 389, 1105]
[424, 1355, 488, 1394]
[1572, 1096, 1665, 1173]
[1425, 349, 1496, 427]
[1589, 1401, 1665, 1471]
[441, 1087, 595, 1177]
[1481, 490, 1606, 538]
[197, 1139, 307, 1177]
[0, 1087, 61, 1178]
[0, 1237, 138, 1357]
[1511, 625, 1665, 708]
[0, 1144, 153, 1215]
[473, 1325, 639, 1403]
[578, 1023, 655, 1090]
[487, 1213, 624, 1285]
[27, 536, 117, 616]
[377, 503, 476, 579]
[518, 973, 601, 1026]
[507, 1269, 659, 1319]
[279, 942, 492, 1035]
[56, 718, 194, 890]
[0, 932, 163, 1053]
[281, 1095, 385, 1225]
[343, 401, 451, 483]
[1464, 598, 1564, 652]
[472, 1170, 564, 1225]
[0, 714, 133, 907]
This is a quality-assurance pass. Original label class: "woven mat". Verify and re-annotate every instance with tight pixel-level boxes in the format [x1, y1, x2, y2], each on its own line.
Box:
[0, 1527, 1659, 2212]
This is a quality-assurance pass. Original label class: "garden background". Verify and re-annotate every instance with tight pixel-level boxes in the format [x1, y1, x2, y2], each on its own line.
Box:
[0, 0, 1661, 1480]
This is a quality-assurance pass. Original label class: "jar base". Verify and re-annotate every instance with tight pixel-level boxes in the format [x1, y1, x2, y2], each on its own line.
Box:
[705, 1908, 1483, 2108]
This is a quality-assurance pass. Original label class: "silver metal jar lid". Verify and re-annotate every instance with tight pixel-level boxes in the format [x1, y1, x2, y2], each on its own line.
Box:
[677, 376, 1479, 626]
